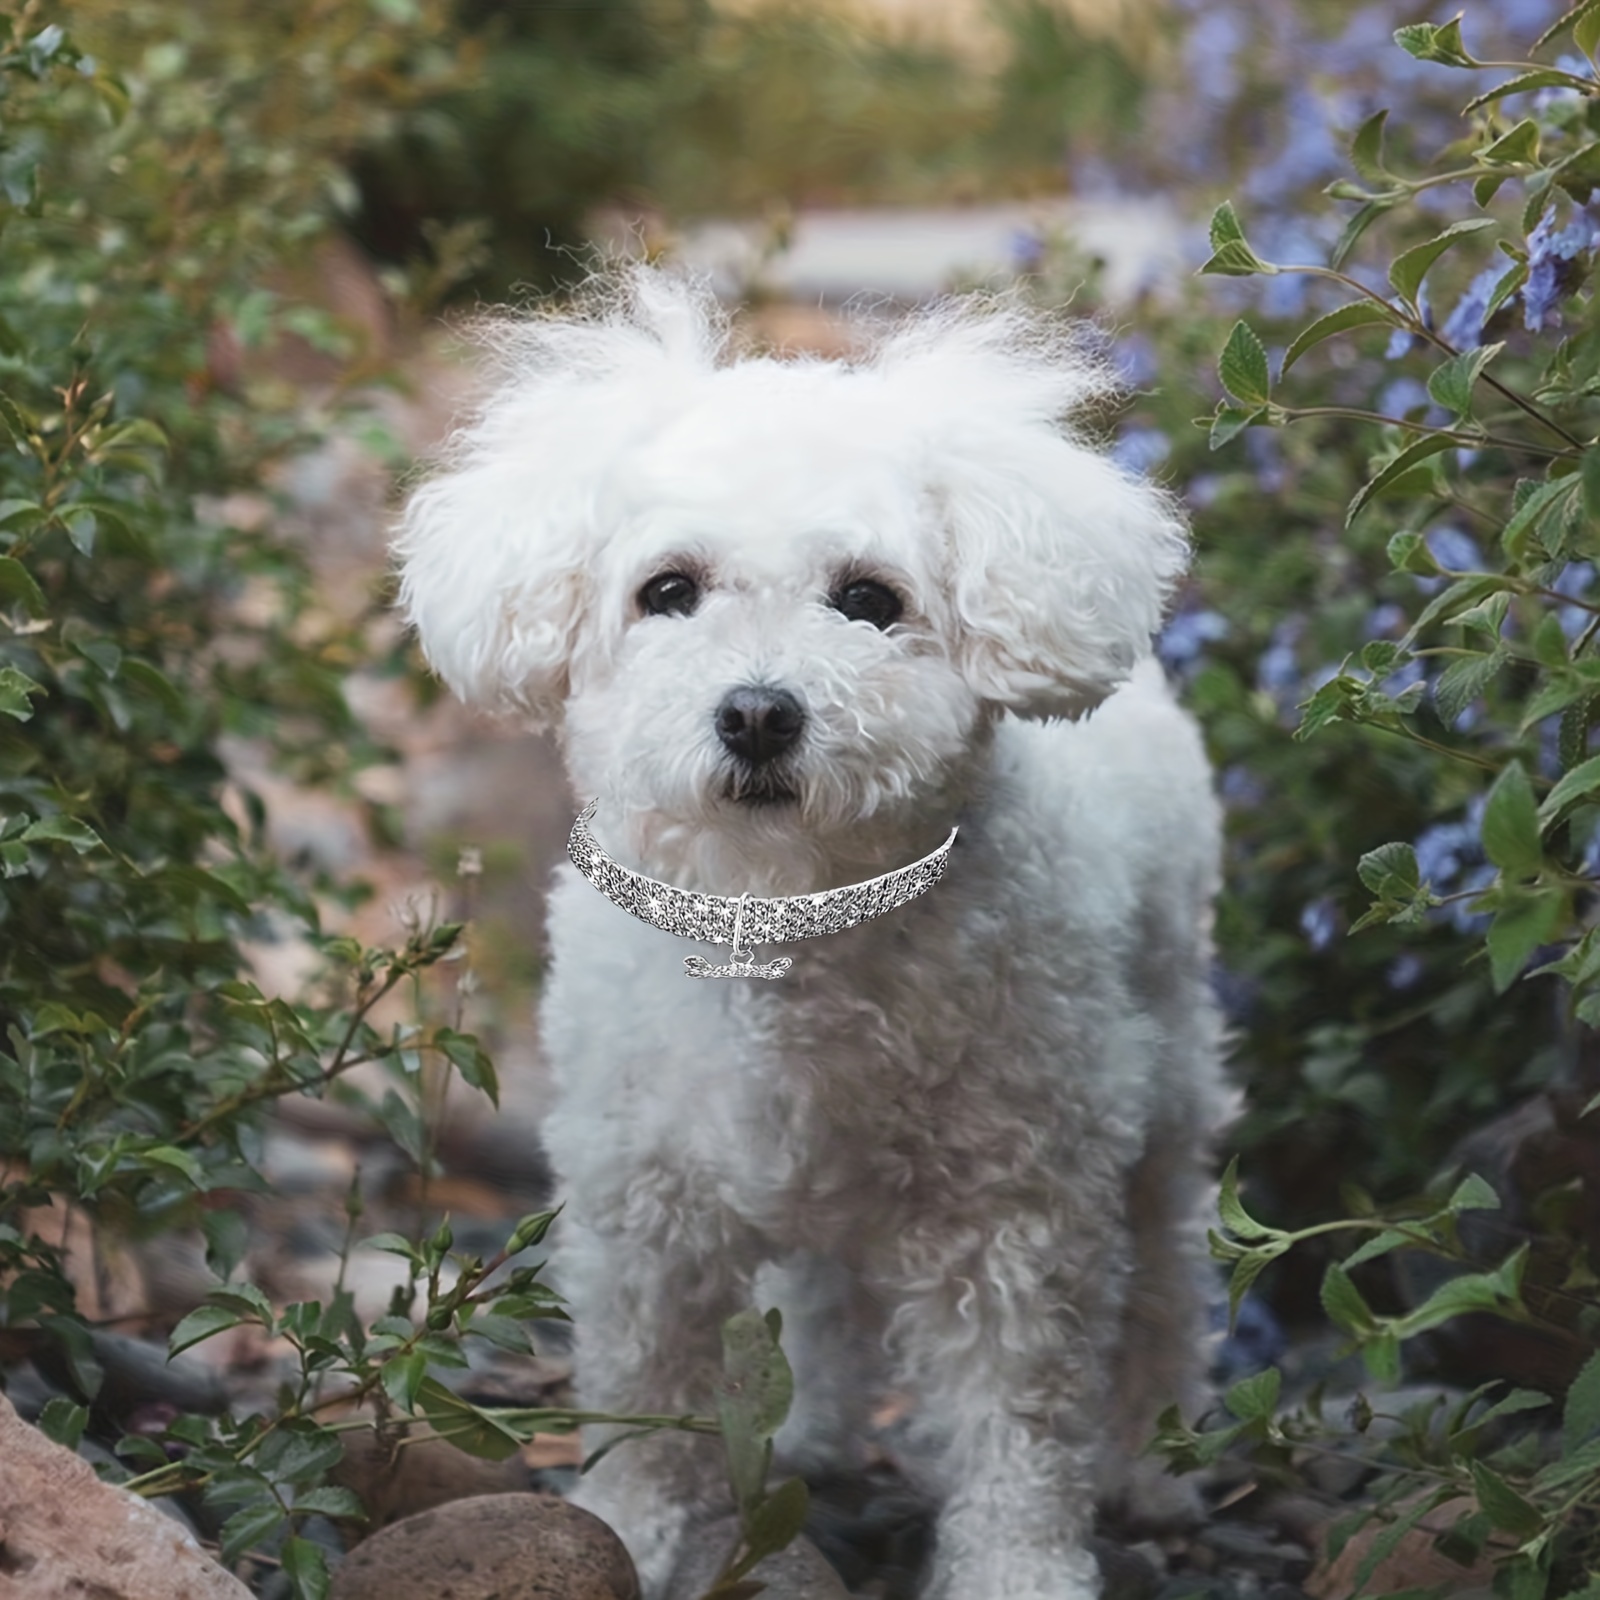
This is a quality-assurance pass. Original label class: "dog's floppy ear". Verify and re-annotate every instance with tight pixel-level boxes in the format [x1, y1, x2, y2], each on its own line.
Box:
[393, 270, 727, 728]
[879, 304, 1189, 721]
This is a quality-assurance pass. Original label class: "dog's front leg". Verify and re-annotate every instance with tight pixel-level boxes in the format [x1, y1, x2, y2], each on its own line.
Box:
[878, 1203, 1130, 1600]
[559, 1210, 758, 1595]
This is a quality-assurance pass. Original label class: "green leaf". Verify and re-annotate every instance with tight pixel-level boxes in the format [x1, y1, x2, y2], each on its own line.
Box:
[0, 555, 46, 616]
[282, 1535, 331, 1600]
[434, 1027, 499, 1107]
[1579, 3, 1600, 58]
[169, 1303, 244, 1357]
[1538, 752, 1600, 821]
[1347, 435, 1455, 526]
[1448, 1173, 1501, 1213]
[1331, 199, 1393, 271]
[1482, 761, 1542, 877]
[740, 1475, 811, 1569]
[292, 1486, 366, 1521]
[719, 1308, 794, 1513]
[1387, 530, 1438, 574]
[1208, 404, 1265, 451]
[37, 1396, 88, 1449]
[1537, 0, 1600, 51]
[140, 1144, 206, 1187]
[1427, 342, 1503, 418]
[414, 1378, 523, 1460]
[1218, 321, 1271, 407]
[1502, 477, 1580, 559]
[1320, 1263, 1377, 1334]
[61, 508, 96, 557]
[1217, 1156, 1275, 1241]
[1388, 218, 1497, 304]
[1201, 202, 1278, 277]
[220, 1502, 285, 1566]
[1358, 840, 1422, 896]
[1342, 1228, 1414, 1270]
[1350, 108, 1390, 180]
[1433, 649, 1505, 727]
[466, 1313, 531, 1354]
[1281, 302, 1399, 375]
[381, 1350, 429, 1411]
[1481, 119, 1541, 166]
[1464, 70, 1586, 115]
[1223, 1366, 1281, 1423]
[18, 817, 101, 854]
[0, 664, 44, 720]
[1563, 1350, 1600, 1451]
[1487, 259, 1530, 321]
[1394, 16, 1475, 66]
[1488, 889, 1564, 992]
[1363, 1330, 1401, 1384]
[1391, 1248, 1530, 1336]
[1469, 1461, 1543, 1539]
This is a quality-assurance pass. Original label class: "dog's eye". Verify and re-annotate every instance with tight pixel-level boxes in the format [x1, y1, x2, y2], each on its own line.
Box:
[831, 578, 903, 630]
[638, 571, 700, 618]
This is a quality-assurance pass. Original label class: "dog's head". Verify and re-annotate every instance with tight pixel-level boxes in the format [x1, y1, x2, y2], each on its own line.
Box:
[396, 270, 1187, 887]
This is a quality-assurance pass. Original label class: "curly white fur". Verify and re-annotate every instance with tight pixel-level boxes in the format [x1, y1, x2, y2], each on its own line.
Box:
[396, 268, 1228, 1600]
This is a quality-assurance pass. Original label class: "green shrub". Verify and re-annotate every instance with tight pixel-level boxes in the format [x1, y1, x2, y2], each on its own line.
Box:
[1092, 5, 1600, 1592]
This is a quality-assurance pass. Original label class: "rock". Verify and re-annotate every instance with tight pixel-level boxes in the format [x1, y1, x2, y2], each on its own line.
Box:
[333, 1427, 532, 1531]
[0, 1389, 252, 1598]
[1305, 1495, 1494, 1599]
[663, 1513, 850, 1600]
[328, 1493, 639, 1600]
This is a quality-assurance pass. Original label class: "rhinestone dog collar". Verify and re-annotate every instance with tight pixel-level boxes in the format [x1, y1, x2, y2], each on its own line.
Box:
[567, 802, 958, 980]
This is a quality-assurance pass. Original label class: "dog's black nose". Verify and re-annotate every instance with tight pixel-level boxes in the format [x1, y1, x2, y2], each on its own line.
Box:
[715, 686, 805, 766]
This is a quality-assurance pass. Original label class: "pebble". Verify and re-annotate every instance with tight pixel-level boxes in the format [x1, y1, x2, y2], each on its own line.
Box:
[328, 1492, 639, 1600]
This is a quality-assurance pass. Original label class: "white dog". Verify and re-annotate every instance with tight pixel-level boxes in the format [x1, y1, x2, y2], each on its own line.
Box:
[395, 269, 1227, 1600]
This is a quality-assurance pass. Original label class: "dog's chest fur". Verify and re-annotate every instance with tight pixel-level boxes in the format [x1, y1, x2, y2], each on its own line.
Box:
[539, 698, 1196, 1263]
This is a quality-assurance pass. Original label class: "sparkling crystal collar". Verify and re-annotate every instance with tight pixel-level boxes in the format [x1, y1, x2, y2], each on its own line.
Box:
[567, 802, 959, 980]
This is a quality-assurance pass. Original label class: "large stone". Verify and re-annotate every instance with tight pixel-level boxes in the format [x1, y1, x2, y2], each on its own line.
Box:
[334, 1426, 530, 1531]
[663, 1513, 850, 1600]
[328, 1492, 639, 1600]
[0, 1390, 252, 1599]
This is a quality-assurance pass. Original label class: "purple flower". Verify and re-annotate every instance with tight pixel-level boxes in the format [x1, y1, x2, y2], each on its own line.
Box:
[1113, 424, 1172, 474]
[1009, 227, 1046, 274]
[1159, 606, 1230, 670]
[1441, 265, 1506, 350]
[1220, 764, 1266, 808]
[1387, 284, 1431, 358]
[1554, 561, 1595, 639]
[1113, 333, 1159, 388]
[1426, 524, 1481, 573]
[1257, 616, 1305, 697]
[1300, 896, 1341, 951]
[1524, 202, 1600, 332]
[1378, 376, 1431, 418]
[1386, 951, 1425, 991]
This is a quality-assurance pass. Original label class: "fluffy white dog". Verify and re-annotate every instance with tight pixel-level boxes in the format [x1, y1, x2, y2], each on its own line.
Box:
[395, 268, 1228, 1600]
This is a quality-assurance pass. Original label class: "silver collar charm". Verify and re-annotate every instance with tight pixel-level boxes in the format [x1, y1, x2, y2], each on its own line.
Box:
[567, 802, 958, 979]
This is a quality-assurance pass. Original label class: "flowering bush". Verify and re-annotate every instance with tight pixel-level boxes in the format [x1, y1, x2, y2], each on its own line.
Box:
[1088, 3, 1600, 1592]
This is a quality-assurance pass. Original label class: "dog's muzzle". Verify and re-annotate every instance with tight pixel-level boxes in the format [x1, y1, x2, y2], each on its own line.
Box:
[716, 686, 804, 803]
